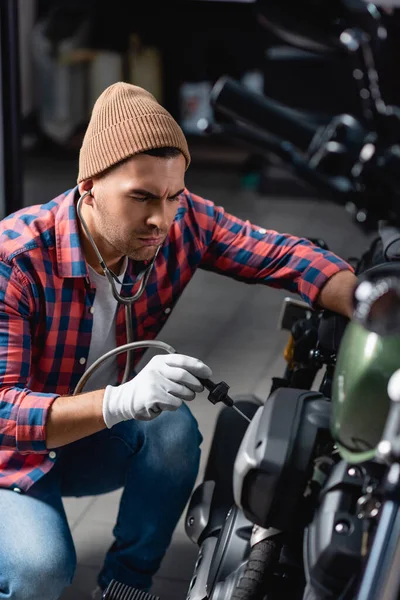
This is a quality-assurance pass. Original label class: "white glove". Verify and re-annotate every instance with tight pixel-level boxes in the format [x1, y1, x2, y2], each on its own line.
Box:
[102, 353, 212, 427]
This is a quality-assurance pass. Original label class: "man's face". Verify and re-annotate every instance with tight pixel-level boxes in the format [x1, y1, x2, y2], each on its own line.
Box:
[88, 152, 186, 262]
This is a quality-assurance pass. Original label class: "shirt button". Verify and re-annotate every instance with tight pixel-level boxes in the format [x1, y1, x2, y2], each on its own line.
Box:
[165, 308, 171, 315]
[258, 228, 267, 234]
[89, 306, 95, 314]
[79, 357, 86, 365]
[49, 451, 57, 460]
[13, 487, 21, 493]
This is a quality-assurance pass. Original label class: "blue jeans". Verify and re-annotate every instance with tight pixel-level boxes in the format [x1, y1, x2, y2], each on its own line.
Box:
[0, 403, 202, 599]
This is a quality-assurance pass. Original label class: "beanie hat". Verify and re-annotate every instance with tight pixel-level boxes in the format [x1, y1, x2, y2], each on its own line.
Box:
[77, 82, 190, 182]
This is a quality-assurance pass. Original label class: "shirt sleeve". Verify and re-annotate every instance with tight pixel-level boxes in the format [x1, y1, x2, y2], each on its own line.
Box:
[0, 261, 59, 454]
[198, 201, 354, 307]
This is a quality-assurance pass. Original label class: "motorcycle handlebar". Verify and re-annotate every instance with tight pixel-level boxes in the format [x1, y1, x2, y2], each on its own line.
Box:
[209, 120, 355, 205]
[210, 75, 319, 152]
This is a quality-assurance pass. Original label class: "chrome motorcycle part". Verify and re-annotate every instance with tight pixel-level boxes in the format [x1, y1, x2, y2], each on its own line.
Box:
[251, 524, 282, 547]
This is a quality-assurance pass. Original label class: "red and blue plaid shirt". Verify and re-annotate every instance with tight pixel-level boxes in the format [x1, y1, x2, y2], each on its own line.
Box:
[0, 187, 351, 491]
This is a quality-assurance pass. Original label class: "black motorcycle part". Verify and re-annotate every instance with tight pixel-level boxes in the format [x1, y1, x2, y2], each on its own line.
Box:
[378, 222, 400, 261]
[186, 536, 219, 600]
[186, 505, 254, 600]
[286, 314, 322, 391]
[234, 388, 331, 530]
[206, 505, 253, 598]
[302, 582, 326, 600]
[230, 536, 283, 600]
[186, 397, 260, 545]
[356, 458, 400, 600]
[269, 377, 290, 395]
[355, 224, 400, 282]
[283, 364, 320, 394]
[356, 261, 400, 286]
[317, 311, 349, 353]
[210, 75, 317, 152]
[103, 580, 160, 599]
[278, 296, 311, 332]
[186, 480, 216, 545]
[303, 461, 364, 600]
[256, 0, 382, 56]
[355, 236, 385, 276]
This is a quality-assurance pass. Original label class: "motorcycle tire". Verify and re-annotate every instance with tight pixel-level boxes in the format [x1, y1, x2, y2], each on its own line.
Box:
[230, 536, 283, 600]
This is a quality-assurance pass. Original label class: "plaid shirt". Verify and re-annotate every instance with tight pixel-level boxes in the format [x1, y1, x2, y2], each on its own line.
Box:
[0, 187, 351, 492]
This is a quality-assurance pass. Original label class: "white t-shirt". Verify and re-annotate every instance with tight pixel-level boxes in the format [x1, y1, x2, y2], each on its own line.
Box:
[84, 260, 127, 392]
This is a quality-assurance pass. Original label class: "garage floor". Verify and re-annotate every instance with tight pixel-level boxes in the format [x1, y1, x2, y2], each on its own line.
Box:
[22, 151, 371, 600]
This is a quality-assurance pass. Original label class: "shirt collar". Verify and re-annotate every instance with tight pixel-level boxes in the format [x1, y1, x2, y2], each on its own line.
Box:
[55, 187, 89, 278]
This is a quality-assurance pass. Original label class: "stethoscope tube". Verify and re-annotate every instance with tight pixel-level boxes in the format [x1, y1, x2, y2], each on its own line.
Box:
[76, 190, 161, 385]
[74, 340, 176, 395]
[76, 191, 160, 306]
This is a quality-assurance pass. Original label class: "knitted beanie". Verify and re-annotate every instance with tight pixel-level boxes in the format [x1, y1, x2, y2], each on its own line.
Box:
[77, 82, 190, 182]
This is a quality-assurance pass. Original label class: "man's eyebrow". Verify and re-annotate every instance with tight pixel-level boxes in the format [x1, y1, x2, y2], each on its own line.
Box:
[128, 188, 185, 198]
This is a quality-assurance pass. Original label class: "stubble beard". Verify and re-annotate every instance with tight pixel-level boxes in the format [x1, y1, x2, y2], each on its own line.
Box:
[97, 215, 161, 262]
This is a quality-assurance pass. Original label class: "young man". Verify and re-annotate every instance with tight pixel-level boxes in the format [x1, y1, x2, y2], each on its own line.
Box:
[0, 82, 356, 599]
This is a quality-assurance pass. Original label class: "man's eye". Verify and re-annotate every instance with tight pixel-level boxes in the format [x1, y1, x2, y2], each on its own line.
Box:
[131, 196, 179, 203]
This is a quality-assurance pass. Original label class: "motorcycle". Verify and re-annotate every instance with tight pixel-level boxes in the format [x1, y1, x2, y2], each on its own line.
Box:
[183, 1, 400, 600]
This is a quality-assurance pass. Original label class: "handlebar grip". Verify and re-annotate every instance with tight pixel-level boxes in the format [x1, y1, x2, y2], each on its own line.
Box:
[210, 75, 319, 151]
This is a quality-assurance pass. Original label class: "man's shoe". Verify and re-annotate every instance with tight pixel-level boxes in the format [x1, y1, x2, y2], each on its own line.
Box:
[97, 580, 160, 599]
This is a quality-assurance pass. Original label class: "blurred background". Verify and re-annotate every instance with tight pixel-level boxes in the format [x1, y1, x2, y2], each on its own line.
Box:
[1, 0, 399, 598]
[7, 0, 399, 215]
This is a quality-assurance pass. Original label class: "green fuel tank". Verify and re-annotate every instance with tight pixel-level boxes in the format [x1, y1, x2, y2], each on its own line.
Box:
[331, 276, 400, 464]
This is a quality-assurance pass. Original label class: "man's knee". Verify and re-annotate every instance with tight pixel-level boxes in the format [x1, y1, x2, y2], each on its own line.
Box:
[141, 403, 202, 475]
[114, 403, 202, 483]
[0, 543, 76, 600]
[164, 402, 202, 456]
[145, 404, 202, 498]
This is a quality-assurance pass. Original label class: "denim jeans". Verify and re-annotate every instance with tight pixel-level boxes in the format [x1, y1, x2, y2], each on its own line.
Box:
[0, 403, 202, 599]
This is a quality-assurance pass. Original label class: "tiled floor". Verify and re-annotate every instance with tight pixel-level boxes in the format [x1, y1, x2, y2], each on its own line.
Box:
[22, 153, 371, 599]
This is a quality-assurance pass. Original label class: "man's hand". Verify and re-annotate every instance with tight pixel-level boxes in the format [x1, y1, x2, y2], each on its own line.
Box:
[46, 354, 212, 448]
[317, 270, 358, 318]
[102, 353, 212, 428]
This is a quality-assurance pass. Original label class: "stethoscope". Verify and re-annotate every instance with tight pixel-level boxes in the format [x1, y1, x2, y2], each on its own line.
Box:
[76, 190, 161, 383]
[73, 191, 252, 425]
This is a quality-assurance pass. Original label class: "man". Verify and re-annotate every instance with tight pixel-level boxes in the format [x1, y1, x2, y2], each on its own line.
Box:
[0, 82, 356, 599]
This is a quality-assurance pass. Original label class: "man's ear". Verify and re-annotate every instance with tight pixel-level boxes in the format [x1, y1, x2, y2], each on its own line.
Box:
[78, 179, 94, 196]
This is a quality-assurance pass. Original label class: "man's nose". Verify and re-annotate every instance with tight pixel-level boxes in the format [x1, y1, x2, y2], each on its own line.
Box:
[145, 203, 168, 231]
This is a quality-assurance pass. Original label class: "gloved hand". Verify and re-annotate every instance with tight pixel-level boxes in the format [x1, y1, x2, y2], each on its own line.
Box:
[102, 353, 212, 427]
